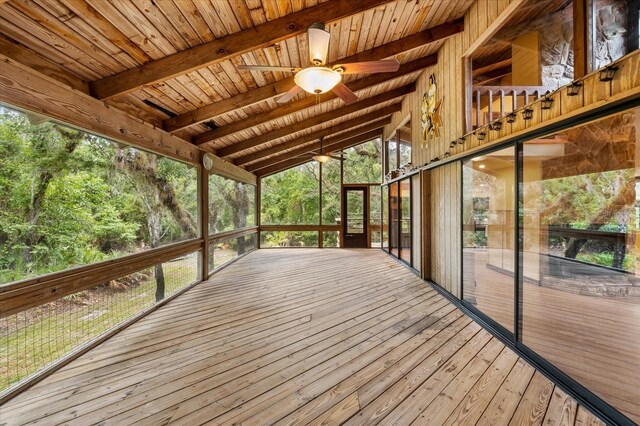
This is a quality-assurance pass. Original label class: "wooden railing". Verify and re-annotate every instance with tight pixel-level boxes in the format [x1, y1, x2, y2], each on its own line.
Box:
[472, 85, 552, 128]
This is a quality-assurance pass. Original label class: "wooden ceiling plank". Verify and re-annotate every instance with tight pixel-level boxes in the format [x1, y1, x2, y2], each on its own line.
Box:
[0, 34, 89, 93]
[163, 19, 462, 133]
[206, 83, 415, 156]
[200, 54, 436, 141]
[59, 0, 152, 65]
[246, 128, 383, 172]
[235, 115, 392, 166]
[257, 129, 382, 177]
[89, 0, 395, 100]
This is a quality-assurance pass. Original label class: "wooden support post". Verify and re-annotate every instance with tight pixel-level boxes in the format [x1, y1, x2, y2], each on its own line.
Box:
[256, 178, 262, 249]
[200, 163, 209, 279]
[573, 0, 590, 78]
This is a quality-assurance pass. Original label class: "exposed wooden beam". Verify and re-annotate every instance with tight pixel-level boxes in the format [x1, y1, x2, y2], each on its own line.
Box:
[212, 83, 415, 157]
[163, 19, 463, 132]
[474, 64, 512, 85]
[246, 126, 386, 171]
[472, 59, 512, 76]
[234, 113, 395, 166]
[463, 0, 528, 57]
[89, 0, 395, 100]
[196, 54, 437, 141]
[257, 129, 382, 177]
[573, 0, 589, 78]
[0, 34, 89, 93]
[0, 55, 201, 165]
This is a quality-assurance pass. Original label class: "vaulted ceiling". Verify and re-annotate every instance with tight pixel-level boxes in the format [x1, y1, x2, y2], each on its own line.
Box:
[0, 0, 473, 175]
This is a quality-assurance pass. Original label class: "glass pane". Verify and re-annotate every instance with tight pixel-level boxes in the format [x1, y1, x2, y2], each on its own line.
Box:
[0, 107, 198, 285]
[521, 108, 640, 422]
[260, 162, 320, 225]
[321, 159, 341, 226]
[398, 123, 412, 168]
[260, 231, 319, 247]
[462, 147, 516, 333]
[387, 138, 398, 172]
[322, 231, 340, 248]
[343, 138, 382, 184]
[346, 190, 364, 234]
[382, 185, 389, 251]
[390, 182, 399, 257]
[370, 186, 381, 248]
[400, 179, 411, 263]
[208, 174, 256, 234]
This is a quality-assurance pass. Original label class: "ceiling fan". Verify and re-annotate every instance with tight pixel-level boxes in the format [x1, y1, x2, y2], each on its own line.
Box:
[238, 22, 400, 105]
[293, 137, 345, 164]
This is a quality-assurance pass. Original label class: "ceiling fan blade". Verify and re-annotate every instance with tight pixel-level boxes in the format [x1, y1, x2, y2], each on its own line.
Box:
[308, 23, 330, 66]
[331, 83, 359, 104]
[329, 154, 344, 161]
[333, 59, 400, 74]
[276, 85, 304, 104]
[238, 64, 301, 73]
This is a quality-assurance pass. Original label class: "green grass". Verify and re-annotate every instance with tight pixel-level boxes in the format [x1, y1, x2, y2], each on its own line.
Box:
[0, 256, 197, 391]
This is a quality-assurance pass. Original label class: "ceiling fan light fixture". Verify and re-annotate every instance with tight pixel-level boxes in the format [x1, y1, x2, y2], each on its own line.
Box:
[294, 67, 342, 95]
[313, 154, 331, 163]
[308, 23, 330, 66]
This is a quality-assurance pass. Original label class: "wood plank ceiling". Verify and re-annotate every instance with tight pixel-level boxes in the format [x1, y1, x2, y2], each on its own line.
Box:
[0, 0, 473, 174]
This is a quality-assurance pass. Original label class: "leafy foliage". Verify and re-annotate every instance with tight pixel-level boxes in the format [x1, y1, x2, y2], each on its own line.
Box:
[0, 108, 197, 284]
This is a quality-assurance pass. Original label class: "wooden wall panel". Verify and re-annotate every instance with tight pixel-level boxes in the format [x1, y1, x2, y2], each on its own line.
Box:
[429, 162, 461, 297]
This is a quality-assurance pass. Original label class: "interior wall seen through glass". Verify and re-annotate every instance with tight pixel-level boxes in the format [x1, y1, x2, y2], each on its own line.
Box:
[0, 106, 198, 285]
[462, 146, 516, 334]
[208, 174, 255, 235]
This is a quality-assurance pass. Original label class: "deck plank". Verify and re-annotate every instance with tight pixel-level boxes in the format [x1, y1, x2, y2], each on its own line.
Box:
[0, 249, 601, 425]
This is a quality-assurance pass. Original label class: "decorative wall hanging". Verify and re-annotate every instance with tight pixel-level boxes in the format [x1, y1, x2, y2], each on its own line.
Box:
[421, 74, 443, 147]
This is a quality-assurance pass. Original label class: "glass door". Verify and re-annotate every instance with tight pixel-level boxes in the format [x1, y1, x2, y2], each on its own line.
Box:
[342, 187, 368, 248]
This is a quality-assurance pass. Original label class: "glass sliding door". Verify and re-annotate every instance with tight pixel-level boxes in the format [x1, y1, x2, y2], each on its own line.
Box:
[399, 178, 412, 264]
[462, 147, 516, 334]
[382, 185, 389, 251]
[520, 107, 640, 423]
[389, 182, 399, 257]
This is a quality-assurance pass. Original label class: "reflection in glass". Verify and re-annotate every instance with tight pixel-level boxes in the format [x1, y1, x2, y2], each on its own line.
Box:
[521, 108, 640, 422]
[382, 185, 389, 251]
[400, 179, 411, 263]
[370, 186, 381, 248]
[462, 147, 515, 333]
[389, 182, 399, 256]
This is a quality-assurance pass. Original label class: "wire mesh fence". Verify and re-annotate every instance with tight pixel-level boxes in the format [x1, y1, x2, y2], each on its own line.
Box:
[0, 251, 201, 392]
[208, 232, 257, 273]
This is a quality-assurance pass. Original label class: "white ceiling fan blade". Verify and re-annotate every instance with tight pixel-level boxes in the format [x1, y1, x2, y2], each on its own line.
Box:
[238, 64, 301, 73]
[333, 59, 400, 74]
[308, 23, 330, 66]
[331, 83, 359, 104]
[276, 85, 304, 104]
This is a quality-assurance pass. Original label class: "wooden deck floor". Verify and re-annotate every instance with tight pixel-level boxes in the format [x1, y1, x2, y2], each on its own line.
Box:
[1, 249, 603, 426]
